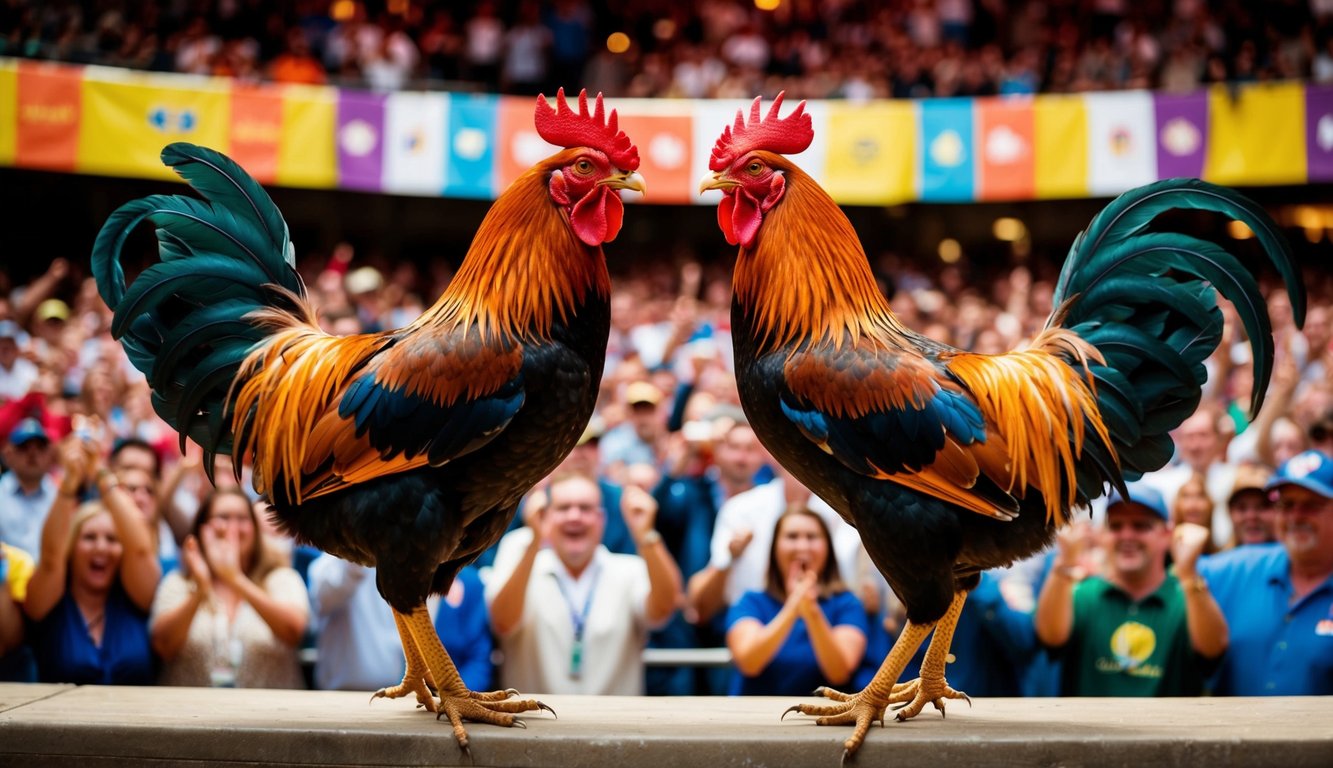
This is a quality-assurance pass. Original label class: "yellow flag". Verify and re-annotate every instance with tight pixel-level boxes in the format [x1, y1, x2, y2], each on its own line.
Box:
[78, 70, 230, 180]
[277, 84, 336, 188]
[1205, 82, 1306, 185]
[1034, 95, 1088, 199]
[823, 101, 917, 205]
[0, 60, 15, 165]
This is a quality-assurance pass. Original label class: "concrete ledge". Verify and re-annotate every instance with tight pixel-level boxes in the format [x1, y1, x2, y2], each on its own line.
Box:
[1, 683, 1330, 767]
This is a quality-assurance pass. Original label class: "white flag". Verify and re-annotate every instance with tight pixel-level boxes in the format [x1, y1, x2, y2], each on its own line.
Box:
[1084, 90, 1157, 196]
[383, 91, 448, 196]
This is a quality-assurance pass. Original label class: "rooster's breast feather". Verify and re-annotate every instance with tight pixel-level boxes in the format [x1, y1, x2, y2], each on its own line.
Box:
[778, 340, 1021, 521]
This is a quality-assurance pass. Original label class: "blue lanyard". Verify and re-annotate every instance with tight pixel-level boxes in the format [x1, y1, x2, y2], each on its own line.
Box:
[552, 563, 600, 680]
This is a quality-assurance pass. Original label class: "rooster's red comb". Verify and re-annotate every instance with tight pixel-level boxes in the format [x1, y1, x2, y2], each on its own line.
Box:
[709, 92, 812, 172]
[534, 88, 639, 171]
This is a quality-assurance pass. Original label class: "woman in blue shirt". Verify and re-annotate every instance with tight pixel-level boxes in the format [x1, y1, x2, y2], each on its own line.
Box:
[24, 435, 160, 684]
[726, 508, 868, 695]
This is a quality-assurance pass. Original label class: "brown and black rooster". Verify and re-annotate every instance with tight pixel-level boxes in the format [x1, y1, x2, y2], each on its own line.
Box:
[91, 90, 643, 750]
[701, 94, 1304, 756]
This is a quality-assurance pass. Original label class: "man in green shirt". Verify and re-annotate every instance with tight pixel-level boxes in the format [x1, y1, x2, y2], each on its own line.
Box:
[1034, 483, 1229, 696]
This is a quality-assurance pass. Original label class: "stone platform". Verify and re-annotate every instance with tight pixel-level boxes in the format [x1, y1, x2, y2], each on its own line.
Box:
[1, 683, 1328, 767]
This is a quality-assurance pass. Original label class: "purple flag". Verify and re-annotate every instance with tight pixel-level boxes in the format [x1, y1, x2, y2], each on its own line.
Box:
[1154, 92, 1207, 180]
[337, 91, 386, 192]
[1306, 86, 1333, 181]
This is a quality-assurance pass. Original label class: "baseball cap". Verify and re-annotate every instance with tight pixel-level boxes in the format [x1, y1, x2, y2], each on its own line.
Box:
[1267, 450, 1333, 500]
[626, 381, 663, 407]
[35, 299, 70, 323]
[8, 417, 49, 446]
[1105, 482, 1169, 521]
[1228, 464, 1273, 504]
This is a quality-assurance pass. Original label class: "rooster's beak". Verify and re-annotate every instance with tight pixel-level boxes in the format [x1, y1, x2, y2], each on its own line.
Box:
[601, 171, 646, 196]
[699, 172, 739, 195]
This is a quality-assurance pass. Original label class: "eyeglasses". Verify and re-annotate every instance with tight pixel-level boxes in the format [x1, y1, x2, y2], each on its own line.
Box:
[1275, 499, 1333, 515]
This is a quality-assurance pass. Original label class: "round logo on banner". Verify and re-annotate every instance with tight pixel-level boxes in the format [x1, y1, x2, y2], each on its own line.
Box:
[340, 119, 378, 157]
[454, 128, 488, 161]
[1161, 118, 1200, 157]
[930, 130, 964, 168]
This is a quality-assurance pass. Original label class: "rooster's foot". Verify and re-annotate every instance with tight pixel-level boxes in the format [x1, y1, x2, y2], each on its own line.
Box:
[372, 676, 438, 712]
[887, 676, 971, 720]
[435, 695, 556, 751]
[782, 693, 892, 760]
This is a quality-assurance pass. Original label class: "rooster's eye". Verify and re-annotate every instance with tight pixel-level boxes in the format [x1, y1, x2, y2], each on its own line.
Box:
[574, 159, 594, 175]
[746, 161, 764, 175]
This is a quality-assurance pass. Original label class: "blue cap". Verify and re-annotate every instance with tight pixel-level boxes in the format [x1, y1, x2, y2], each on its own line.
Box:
[1105, 482, 1169, 521]
[8, 418, 49, 446]
[1268, 450, 1333, 500]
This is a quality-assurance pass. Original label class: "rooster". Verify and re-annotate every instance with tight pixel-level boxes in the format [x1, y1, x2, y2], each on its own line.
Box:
[92, 90, 643, 750]
[701, 94, 1303, 756]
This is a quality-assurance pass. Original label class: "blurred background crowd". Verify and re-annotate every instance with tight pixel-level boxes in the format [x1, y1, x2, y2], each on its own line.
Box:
[3, 0, 1332, 98]
[2, 0, 1332, 701]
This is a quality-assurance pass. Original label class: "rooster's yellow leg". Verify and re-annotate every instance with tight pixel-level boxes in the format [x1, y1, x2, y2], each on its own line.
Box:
[371, 609, 441, 711]
[890, 591, 971, 721]
[783, 619, 932, 756]
[398, 605, 553, 751]
[785, 591, 970, 758]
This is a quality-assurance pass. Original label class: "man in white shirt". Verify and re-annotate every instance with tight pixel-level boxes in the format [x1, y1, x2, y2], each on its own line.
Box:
[1141, 407, 1237, 548]
[485, 472, 680, 695]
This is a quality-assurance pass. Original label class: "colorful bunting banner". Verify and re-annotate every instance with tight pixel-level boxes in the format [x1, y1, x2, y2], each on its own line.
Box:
[383, 90, 447, 196]
[277, 84, 336, 189]
[1206, 82, 1306, 186]
[976, 97, 1034, 201]
[920, 98, 974, 202]
[0, 60, 16, 166]
[1154, 91, 1208, 181]
[1033, 95, 1088, 199]
[335, 90, 385, 192]
[0, 59, 1326, 206]
[823, 101, 917, 205]
[18, 61, 83, 172]
[445, 93, 498, 199]
[1085, 90, 1157, 196]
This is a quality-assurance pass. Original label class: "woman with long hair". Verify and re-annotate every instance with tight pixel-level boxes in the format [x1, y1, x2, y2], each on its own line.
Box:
[725, 506, 868, 695]
[149, 486, 308, 688]
[23, 434, 160, 684]
[1172, 473, 1219, 556]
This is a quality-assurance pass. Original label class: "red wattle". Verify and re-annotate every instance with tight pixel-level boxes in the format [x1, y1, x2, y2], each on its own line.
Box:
[730, 190, 762, 249]
[570, 187, 624, 245]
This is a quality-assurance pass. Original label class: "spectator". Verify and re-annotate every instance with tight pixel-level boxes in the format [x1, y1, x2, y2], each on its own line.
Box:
[309, 557, 492, 693]
[1143, 407, 1237, 549]
[24, 435, 160, 684]
[0, 320, 37, 402]
[0, 417, 59, 555]
[1199, 449, 1333, 695]
[647, 419, 768, 695]
[686, 467, 862, 628]
[308, 555, 401, 691]
[1225, 463, 1277, 548]
[1171, 472, 1219, 556]
[1034, 483, 1228, 696]
[725, 507, 868, 695]
[0, 538, 35, 680]
[486, 471, 680, 695]
[268, 28, 326, 85]
[599, 381, 667, 482]
[150, 486, 309, 688]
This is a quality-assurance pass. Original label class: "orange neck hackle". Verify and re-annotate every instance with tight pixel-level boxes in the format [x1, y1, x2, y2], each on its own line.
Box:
[413, 151, 611, 343]
[732, 156, 905, 355]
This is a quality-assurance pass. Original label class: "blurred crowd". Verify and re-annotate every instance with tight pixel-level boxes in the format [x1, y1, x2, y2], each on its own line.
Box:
[4, 0, 1333, 97]
[2, 230, 1331, 697]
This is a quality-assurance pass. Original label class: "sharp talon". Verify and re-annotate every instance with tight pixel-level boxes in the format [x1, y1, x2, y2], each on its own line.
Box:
[513, 719, 528, 730]
[841, 748, 853, 767]
[813, 686, 827, 697]
[782, 705, 802, 721]
[459, 744, 473, 766]
[505, 688, 520, 697]
[538, 702, 557, 719]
